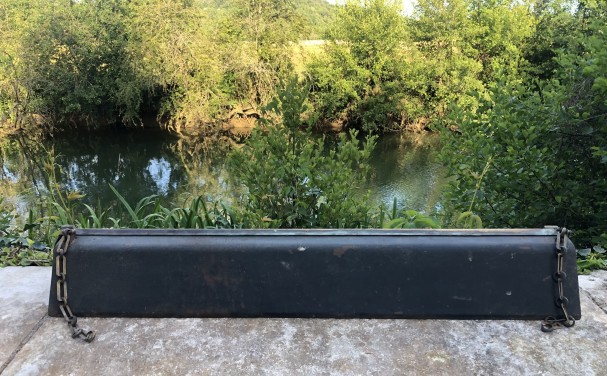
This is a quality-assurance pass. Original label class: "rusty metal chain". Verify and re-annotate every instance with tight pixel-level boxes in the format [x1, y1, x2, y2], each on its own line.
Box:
[541, 227, 576, 332]
[55, 227, 96, 342]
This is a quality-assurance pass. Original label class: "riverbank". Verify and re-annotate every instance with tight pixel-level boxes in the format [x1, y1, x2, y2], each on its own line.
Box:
[1, 266, 606, 375]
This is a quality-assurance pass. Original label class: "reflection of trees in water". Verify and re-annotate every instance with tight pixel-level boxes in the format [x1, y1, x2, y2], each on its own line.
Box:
[44, 130, 188, 206]
[2, 129, 242, 208]
[2, 134, 55, 199]
[170, 138, 236, 203]
[1, 138, 25, 183]
[1, 130, 189, 207]
[367, 133, 443, 212]
[2, 130, 444, 213]
[0, 137, 35, 210]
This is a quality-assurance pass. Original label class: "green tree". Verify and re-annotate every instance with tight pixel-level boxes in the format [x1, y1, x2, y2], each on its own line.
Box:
[522, 0, 576, 80]
[218, 0, 303, 112]
[0, 0, 335, 133]
[308, 0, 417, 132]
[410, 0, 534, 122]
[470, 0, 536, 79]
[440, 0, 607, 249]
[410, 0, 485, 119]
[20, 0, 144, 127]
[296, 0, 336, 39]
[126, 0, 224, 132]
[0, 0, 47, 129]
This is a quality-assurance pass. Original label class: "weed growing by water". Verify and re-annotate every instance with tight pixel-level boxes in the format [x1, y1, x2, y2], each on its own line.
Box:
[0, 197, 51, 266]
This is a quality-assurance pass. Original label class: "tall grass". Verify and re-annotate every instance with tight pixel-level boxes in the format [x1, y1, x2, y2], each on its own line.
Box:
[46, 185, 245, 231]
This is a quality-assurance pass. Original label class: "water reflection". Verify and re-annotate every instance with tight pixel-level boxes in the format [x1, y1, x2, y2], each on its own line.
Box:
[146, 158, 175, 195]
[42, 129, 187, 206]
[2, 130, 443, 212]
[367, 133, 443, 212]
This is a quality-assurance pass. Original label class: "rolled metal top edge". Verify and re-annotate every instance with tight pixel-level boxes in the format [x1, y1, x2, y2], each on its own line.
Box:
[69, 227, 561, 237]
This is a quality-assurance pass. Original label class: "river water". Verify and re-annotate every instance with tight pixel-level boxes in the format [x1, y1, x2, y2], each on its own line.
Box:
[2, 129, 444, 214]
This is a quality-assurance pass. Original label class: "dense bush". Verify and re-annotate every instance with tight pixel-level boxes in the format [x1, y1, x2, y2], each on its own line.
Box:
[229, 79, 377, 227]
[0, 0, 537, 133]
[440, 1, 607, 252]
[0, 0, 307, 132]
[308, 0, 415, 132]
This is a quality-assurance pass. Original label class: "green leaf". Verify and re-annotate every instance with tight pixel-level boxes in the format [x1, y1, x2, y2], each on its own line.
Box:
[109, 184, 140, 227]
[22, 223, 38, 232]
[578, 248, 592, 257]
[385, 218, 407, 229]
[593, 245, 606, 254]
[580, 126, 594, 135]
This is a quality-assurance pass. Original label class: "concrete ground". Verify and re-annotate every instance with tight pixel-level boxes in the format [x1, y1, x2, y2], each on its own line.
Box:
[0, 267, 606, 376]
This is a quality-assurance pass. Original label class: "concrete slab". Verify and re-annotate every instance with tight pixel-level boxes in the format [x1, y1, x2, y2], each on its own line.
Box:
[1, 267, 606, 376]
[579, 270, 607, 314]
[0, 267, 51, 370]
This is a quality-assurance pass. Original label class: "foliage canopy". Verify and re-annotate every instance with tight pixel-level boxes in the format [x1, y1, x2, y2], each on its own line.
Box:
[440, 0, 607, 251]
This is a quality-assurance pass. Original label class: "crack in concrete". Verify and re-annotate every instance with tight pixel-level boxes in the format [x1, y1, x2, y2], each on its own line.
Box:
[0, 313, 48, 375]
[580, 288, 607, 316]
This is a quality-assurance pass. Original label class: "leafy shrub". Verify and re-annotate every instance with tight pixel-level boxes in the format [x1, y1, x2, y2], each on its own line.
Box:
[0, 197, 51, 267]
[577, 246, 607, 274]
[439, 7, 607, 252]
[229, 78, 377, 228]
[308, 0, 412, 132]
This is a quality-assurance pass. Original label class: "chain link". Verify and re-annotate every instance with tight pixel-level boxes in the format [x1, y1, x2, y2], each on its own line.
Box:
[541, 227, 576, 332]
[55, 227, 96, 342]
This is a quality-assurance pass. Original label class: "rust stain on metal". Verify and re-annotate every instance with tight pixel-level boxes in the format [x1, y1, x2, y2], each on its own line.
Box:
[203, 273, 242, 287]
[202, 270, 242, 288]
[334, 245, 353, 258]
